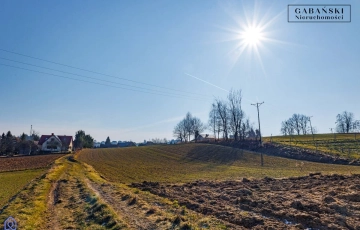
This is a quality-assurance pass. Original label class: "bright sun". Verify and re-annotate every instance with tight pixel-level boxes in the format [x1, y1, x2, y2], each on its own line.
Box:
[241, 26, 263, 46]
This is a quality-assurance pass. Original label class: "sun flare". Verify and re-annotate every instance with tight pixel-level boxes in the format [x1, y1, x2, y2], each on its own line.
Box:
[241, 26, 263, 46]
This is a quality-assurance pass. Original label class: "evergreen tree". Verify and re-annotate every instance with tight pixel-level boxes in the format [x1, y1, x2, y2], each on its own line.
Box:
[105, 136, 111, 147]
[5, 131, 14, 155]
[6, 131, 12, 138]
[0, 133, 5, 155]
[20, 133, 26, 141]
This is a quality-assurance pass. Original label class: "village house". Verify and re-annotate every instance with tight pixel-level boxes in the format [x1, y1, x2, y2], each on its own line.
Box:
[197, 134, 216, 142]
[38, 133, 73, 153]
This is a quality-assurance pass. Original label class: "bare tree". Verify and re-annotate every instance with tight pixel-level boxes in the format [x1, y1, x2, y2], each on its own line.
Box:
[292, 114, 302, 135]
[243, 118, 254, 139]
[336, 111, 356, 133]
[299, 115, 310, 134]
[281, 114, 310, 136]
[175, 112, 205, 142]
[215, 99, 229, 140]
[281, 119, 295, 136]
[354, 120, 360, 133]
[227, 89, 243, 141]
[208, 103, 220, 140]
[173, 120, 187, 142]
[192, 117, 205, 142]
[184, 112, 193, 142]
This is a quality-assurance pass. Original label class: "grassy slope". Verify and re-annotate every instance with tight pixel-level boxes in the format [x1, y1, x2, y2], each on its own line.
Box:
[0, 169, 45, 208]
[0, 154, 64, 220]
[78, 144, 360, 183]
[263, 133, 360, 159]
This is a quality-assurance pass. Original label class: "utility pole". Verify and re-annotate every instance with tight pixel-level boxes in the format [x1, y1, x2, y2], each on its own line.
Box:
[251, 101, 264, 166]
[308, 116, 314, 142]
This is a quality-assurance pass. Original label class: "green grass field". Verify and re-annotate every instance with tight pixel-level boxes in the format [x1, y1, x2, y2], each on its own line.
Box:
[0, 154, 63, 210]
[263, 133, 360, 159]
[0, 169, 45, 208]
[77, 144, 360, 183]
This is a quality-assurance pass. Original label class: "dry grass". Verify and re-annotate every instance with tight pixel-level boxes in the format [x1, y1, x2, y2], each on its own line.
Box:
[77, 144, 360, 183]
[0, 155, 126, 229]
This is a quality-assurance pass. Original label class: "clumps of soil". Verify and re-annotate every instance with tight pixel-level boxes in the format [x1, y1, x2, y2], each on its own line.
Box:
[132, 174, 360, 229]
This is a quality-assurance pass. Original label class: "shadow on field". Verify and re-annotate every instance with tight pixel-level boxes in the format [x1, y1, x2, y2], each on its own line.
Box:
[183, 145, 244, 164]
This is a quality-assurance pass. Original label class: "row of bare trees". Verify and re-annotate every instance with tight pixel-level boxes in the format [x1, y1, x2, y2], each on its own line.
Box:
[173, 112, 205, 142]
[280, 114, 315, 136]
[335, 111, 359, 133]
[208, 89, 256, 141]
[173, 89, 257, 142]
[281, 111, 360, 136]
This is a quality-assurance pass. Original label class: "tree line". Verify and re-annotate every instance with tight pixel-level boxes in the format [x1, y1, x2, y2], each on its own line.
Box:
[0, 131, 40, 156]
[0, 129, 95, 156]
[280, 114, 315, 136]
[173, 89, 258, 142]
[280, 111, 359, 136]
[335, 111, 359, 133]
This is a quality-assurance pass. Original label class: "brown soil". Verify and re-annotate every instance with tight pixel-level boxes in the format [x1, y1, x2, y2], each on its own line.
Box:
[0, 154, 63, 172]
[132, 174, 360, 229]
[86, 179, 159, 229]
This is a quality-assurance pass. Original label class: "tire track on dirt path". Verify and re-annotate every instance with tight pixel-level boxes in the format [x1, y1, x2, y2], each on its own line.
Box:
[45, 161, 69, 230]
[85, 179, 157, 230]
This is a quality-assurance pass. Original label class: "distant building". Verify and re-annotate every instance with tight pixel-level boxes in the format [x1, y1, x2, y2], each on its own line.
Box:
[197, 134, 216, 142]
[93, 142, 101, 148]
[38, 133, 73, 152]
[111, 141, 118, 146]
[169, 139, 181, 144]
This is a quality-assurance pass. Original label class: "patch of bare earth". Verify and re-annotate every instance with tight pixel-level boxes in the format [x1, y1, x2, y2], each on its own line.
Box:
[44, 158, 123, 229]
[86, 179, 160, 229]
[45, 177, 62, 229]
[132, 174, 360, 229]
[0, 154, 64, 172]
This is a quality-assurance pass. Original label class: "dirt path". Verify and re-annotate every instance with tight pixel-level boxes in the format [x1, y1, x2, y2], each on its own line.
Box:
[43, 156, 126, 229]
[45, 176, 63, 229]
[85, 179, 158, 229]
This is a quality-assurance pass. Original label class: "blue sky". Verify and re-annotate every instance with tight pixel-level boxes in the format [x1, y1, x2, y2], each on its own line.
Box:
[0, 0, 359, 142]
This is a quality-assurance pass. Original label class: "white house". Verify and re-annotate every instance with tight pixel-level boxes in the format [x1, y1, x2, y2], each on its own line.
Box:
[38, 133, 73, 152]
[93, 142, 101, 148]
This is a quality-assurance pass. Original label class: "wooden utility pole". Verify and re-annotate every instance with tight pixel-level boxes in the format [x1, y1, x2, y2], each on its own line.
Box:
[251, 101, 264, 166]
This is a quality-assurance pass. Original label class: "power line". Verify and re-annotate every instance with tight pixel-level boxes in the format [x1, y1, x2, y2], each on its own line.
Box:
[0, 57, 209, 99]
[0, 63, 210, 101]
[0, 48, 209, 97]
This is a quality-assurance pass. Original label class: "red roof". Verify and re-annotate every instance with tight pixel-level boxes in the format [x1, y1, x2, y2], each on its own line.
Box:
[38, 134, 73, 147]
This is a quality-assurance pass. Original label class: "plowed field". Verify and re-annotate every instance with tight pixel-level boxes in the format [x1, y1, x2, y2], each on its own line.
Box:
[0, 154, 63, 172]
[133, 174, 360, 229]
